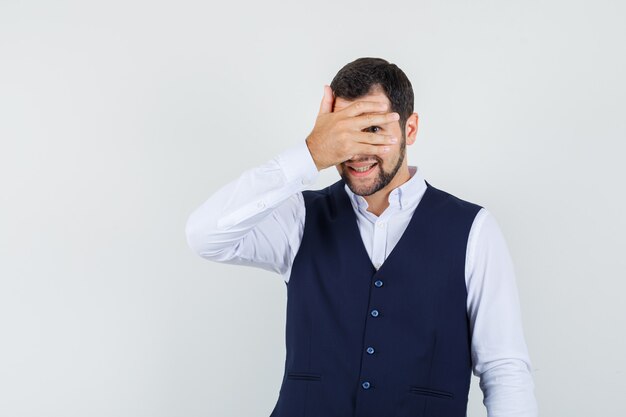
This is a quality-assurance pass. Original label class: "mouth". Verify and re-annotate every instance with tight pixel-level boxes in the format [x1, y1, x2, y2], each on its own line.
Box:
[346, 162, 378, 177]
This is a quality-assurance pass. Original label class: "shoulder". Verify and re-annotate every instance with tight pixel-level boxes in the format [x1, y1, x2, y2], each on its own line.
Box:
[301, 179, 343, 204]
[425, 180, 484, 217]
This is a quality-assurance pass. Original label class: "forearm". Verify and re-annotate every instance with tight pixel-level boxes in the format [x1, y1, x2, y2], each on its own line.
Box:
[479, 358, 538, 417]
[185, 140, 319, 260]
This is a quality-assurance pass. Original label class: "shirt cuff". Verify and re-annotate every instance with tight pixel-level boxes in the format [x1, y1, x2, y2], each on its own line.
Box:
[276, 140, 320, 186]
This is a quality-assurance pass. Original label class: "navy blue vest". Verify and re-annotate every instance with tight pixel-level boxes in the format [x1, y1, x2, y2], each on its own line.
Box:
[269, 178, 483, 417]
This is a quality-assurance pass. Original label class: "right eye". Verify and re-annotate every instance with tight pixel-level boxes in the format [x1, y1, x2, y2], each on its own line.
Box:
[364, 126, 381, 133]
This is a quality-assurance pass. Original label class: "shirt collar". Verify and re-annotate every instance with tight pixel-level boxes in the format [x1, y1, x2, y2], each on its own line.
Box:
[344, 165, 426, 212]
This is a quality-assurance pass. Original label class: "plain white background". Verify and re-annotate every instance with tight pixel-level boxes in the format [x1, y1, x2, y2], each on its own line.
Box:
[1, 0, 625, 416]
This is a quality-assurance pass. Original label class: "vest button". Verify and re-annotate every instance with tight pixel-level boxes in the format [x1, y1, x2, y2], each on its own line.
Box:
[366, 346, 375, 354]
[370, 309, 379, 317]
[374, 280, 383, 287]
[362, 381, 371, 389]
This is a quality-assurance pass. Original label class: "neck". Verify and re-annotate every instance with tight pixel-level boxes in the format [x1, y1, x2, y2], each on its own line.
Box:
[363, 164, 412, 216]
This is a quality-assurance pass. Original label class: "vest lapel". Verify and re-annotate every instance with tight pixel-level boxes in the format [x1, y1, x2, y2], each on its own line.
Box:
[330, 179, 435, 273]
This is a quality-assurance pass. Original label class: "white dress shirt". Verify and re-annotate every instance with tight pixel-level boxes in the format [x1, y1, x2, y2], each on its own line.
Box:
[185, 140, 539, 417]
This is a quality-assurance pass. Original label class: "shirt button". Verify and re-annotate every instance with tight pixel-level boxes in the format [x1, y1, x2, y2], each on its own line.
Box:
[377, 222, 385, 228]
[374, 280, 383, 287]
[362, 381, 371, 389]
[257, 201, 265, 208]
[366, 346, 375, 354]
[301, 178, 310, 185]
[370, 309, 379, 317]
[374, 262, 381, 269]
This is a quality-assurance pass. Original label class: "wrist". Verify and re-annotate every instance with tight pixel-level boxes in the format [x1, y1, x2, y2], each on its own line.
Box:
[305, 136, 323, 172]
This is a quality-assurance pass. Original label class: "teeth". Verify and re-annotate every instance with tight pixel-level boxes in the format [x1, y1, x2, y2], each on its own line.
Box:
[353, 164, 374, 172]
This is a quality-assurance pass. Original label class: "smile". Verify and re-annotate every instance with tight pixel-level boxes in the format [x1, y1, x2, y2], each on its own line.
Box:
[348, 163, 378, 177]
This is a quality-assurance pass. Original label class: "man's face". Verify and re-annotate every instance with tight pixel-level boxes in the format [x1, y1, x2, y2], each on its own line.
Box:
[333, 88, 406, 197]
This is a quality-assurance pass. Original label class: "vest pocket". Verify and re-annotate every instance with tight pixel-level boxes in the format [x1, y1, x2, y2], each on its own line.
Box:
[287, 371, 322, 381]
[408, 385, 453, 399]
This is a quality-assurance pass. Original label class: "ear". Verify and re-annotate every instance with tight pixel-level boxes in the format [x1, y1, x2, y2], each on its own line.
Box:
[405, 112, 419, 145]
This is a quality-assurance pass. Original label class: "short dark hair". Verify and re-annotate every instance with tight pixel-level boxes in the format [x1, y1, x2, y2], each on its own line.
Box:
[329, 57, 414, 134]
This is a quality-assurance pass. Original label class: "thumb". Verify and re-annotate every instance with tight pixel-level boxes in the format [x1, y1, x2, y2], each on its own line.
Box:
[318, 84, 335, 115]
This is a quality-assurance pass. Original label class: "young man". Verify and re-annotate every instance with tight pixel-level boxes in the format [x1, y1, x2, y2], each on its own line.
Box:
[186, 57, 539, 417]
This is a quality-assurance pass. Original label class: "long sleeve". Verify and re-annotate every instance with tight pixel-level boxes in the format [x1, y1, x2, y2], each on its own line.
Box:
[185, 140, 319, 277]
[465, 208, 539, 417]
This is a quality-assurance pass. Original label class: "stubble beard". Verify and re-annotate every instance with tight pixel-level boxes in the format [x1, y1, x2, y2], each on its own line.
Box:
[340, 135, 406, 197]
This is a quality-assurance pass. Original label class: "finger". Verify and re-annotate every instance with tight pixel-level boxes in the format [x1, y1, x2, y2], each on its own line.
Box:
[338, 100, 389, 117]
[353, 131, 397, 145]
[318, 85, 335, 115]
[351, 111, 400, 130]
[352, 143, 391, 157]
